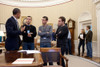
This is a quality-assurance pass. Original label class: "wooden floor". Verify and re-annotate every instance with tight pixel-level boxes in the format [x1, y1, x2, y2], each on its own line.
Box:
[92, 57, 100, 63]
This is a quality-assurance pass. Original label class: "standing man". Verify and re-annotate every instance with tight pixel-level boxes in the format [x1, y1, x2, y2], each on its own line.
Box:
[67, 30, 72, 55]
[22, 16, 37, 50]
[86, 26, 93, 58]
[56, 16, 69, 67]
[52, 29, 56, 41]
[5, 8, 25, 51]
[38, 16, 52, 66]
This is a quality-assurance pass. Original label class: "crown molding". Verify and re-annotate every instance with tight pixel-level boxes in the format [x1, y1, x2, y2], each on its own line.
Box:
[92, 0, 100, 4]
[0, 0, 72, 7]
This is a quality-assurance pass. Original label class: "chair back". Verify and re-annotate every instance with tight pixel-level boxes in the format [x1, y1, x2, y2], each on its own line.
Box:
[40, 48, 61, 64]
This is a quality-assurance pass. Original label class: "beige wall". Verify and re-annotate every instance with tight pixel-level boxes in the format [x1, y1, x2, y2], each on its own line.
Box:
[0, 0, 97, 41]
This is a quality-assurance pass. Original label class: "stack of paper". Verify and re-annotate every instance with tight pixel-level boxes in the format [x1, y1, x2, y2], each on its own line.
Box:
[18, 50, 41, 54]
[12, 58, 34, 64]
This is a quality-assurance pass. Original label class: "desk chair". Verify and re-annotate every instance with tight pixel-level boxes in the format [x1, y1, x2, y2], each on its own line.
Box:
[40, 48, 68, 67]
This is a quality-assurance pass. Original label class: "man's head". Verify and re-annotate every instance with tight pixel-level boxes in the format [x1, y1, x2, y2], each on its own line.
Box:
[86, 26, 91, 30]
[58, 16, 66, 26]
[26, 16, 32, 25]
[13, 8, 21, 19]
[42, 16, 48, 25]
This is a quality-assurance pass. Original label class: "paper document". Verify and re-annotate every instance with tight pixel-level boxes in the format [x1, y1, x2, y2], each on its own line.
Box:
[18, 50, 41, 54]
[80, 34, 83, 39]
[12, 58, 34, 64]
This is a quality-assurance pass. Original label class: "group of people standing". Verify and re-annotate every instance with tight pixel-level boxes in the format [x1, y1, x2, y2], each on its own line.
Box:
[78, 26, 93, 59]
[5, 8, 93, 67]
[5, 8, 69, 67]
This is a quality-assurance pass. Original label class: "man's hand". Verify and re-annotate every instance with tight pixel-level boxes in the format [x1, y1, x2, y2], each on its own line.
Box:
[28, 33, 32, 37]
[21, 26, 25, 32]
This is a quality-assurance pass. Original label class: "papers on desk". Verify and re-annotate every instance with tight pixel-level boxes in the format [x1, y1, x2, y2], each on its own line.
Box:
[0, 47, 5, 50]
[12, 58, 34, 64]
[18, 50, 41, 54]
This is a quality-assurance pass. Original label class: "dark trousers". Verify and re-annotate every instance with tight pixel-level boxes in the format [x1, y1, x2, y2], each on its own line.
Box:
[78, 40, 85, 56]
[66, 39, 72, 55]
[57, 43, 66, 67]
[40, 42, 53, 66]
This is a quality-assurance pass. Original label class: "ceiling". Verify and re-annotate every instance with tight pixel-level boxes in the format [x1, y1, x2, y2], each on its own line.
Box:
[0, 0, 72, 7]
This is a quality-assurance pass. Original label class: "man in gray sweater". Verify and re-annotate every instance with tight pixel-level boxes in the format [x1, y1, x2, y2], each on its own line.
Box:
[38, 16, 53, 66]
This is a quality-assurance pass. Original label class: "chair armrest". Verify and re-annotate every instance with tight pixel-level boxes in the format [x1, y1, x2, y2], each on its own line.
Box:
[60, 54, 68, 67]
[60, 54, 68, 61]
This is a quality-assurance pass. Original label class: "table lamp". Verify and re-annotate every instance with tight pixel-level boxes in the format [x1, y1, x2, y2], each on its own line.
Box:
[0, 31, 4, 42]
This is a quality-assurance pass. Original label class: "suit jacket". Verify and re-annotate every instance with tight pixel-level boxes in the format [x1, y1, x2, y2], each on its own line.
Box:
[5, 16, 21, 51]
[56, 25, 69, 46]
[86, 30, 93, 44]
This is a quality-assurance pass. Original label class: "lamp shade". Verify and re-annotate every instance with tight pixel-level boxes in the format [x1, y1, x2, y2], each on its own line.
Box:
[0, 31, 4, 36]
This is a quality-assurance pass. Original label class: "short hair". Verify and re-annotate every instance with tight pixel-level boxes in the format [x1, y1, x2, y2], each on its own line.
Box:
[43, 16, 48, 21]
[27, 16, 32, 20]
[87, 26, 91, 29]
[59, 16, 66, 23]
[13, 8, 20, 15]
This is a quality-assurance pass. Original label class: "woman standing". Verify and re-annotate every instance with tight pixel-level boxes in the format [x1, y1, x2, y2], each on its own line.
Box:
[77, 29, 86, 56]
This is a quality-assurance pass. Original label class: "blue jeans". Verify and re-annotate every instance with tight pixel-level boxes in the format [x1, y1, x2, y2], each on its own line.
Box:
[86, 42, 92, 58]
[40, 42, 51, 47]
[22, 42, 34, 50]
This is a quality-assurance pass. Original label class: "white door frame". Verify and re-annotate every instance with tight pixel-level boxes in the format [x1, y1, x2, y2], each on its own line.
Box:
[78, 11, 92, 36]
[94, 0, 100, 57]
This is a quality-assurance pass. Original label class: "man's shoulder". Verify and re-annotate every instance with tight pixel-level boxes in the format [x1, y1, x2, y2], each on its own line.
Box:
[47, 25, 52, 28]
[31, 25, 36, 28]
[39, 25, 43, 28]
[89, 30, 93, 33]
[6, 17, 13, 24]
[64, 25, 68, 28]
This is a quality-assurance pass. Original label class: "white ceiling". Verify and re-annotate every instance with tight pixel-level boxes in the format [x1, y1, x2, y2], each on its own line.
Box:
[0, 0, 72, 7]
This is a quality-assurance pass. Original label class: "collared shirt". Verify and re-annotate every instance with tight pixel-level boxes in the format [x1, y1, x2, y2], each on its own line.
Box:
[86, 30, 89, 34]
[13, 16, 17, 22]
[68, 31, 71, 39]
[13, 16, 19, 30]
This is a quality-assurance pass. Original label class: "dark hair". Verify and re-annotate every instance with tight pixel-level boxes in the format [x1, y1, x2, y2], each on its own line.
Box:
[59, 16, 66, 23]
[13, 8, 20, 15]
[43, 16, 48, 21]
[87, 26, 91, 29]
[27, 16, 32, 19]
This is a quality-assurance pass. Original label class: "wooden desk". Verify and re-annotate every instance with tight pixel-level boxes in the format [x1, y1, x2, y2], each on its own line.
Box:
[0, 42, 5, 47]
[0, 51, 44, 67]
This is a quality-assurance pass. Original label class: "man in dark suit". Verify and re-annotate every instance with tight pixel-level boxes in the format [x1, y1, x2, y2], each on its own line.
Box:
[86, 26, 93, 58]
[56, 16, 69, 67]
[5, 8, 25, 51]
